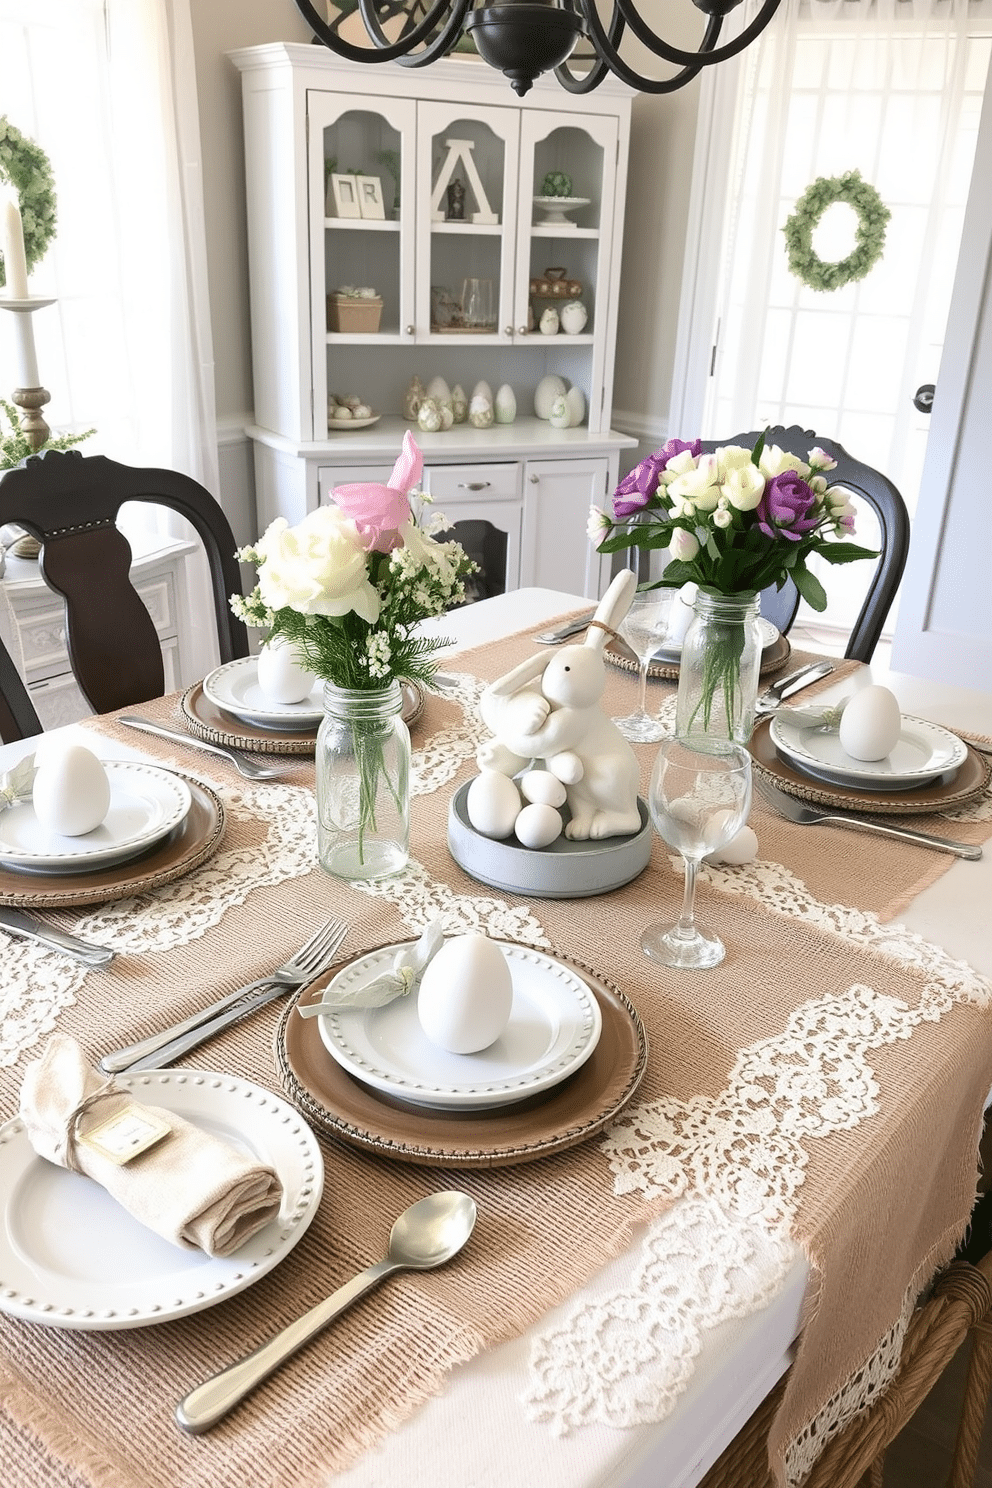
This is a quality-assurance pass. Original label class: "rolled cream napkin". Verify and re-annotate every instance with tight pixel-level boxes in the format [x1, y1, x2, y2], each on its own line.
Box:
[19, 1034, 283, 1257]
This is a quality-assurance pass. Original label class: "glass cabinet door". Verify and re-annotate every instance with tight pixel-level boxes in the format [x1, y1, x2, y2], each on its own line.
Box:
[516, 111, 619, 384]
[307, 91, 417, 434]
[416, 101, 520, 345]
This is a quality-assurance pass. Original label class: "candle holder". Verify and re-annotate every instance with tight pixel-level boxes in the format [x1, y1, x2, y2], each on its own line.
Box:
[1, 296, 56, 559]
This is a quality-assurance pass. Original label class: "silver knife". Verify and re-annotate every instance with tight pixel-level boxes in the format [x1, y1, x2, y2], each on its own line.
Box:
[121, 980, 293, 1071]
[534, 611, 597, 645]
[0, 907, 115, 967]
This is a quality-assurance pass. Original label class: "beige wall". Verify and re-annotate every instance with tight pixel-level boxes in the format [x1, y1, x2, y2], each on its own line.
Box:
[188, 0, 699, 443]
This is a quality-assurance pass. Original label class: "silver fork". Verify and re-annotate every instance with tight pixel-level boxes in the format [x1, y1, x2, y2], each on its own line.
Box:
[118, 716, 287, 781]
[754, 776, 982, 859]
[99, 917, 350, 1073]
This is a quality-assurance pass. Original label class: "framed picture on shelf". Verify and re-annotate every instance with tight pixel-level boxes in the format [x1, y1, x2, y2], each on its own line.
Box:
[357, 176, 386, 220]
[329, 174, 361, 219]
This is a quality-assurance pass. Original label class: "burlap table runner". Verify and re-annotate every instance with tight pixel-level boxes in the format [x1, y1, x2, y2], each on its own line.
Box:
[1, 614, 990, 1488]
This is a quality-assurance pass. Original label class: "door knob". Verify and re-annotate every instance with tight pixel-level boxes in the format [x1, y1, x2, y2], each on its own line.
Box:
[913, 383, 935, 413]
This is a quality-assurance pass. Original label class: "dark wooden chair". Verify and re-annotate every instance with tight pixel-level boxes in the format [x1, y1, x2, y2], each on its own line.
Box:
[698, 424, 911, 663]
[0, 449, 249, 743]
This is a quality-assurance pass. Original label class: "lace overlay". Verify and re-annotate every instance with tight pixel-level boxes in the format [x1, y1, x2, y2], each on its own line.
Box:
[523, 857, 991, 1479]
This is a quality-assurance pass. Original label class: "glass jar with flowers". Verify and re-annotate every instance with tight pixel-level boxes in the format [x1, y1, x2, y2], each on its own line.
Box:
[233, 433, 476, 880]
[589, 432, 876, 742]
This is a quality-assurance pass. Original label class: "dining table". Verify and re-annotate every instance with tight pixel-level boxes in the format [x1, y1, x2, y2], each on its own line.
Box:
[1, 585, 991, 1488]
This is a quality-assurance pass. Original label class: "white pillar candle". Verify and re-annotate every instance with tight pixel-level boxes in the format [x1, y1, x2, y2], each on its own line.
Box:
[11, 308, 40, 388]
[2, 195, 30, 299]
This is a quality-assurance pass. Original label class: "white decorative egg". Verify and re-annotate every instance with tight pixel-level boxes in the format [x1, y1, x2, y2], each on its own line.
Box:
[706, 824, 759, 865]
[559, 299, 588, 335]
[256, 636, 317, 705]
[468, 395, 494, 429]
[466, 770, 521, 838]
[426, 375, 451, 404]
[32, 745, 111, 837]
[352, 403, 372, 420]
[564, 385, 586, 427]
[534, 374, 567, 420]
[417, 397, 443, 433]
[494, 383, 517, 424]
[451, 384, 468, 422]
[838, 684, 902, 761]
[549, 394, 571, 430]
[514, 802, 563, 849]
[332, 405, 353, 421]
[471, 380, 493, 405]
[539, 307, 560, 336]
[519, 769, 567, 808]
[439, 402, 454, 430]
[417, 934, 514, 1054]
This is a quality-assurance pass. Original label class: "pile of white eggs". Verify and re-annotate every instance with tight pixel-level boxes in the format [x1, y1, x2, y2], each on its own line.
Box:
[466, 767, 568, 849]
[533, 374, 585, 430]
[328, 392, 373, 423]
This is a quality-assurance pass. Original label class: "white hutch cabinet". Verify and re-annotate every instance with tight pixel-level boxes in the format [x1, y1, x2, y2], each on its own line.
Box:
[230, 44, 636, 600]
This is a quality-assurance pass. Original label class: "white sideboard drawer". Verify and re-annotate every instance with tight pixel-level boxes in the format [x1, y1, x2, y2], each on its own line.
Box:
[134, 573, 180, 638]
[424, 464, 520, 506]
[318, 465, 394, 503]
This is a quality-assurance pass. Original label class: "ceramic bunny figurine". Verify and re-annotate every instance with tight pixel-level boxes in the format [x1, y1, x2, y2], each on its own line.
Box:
[477, 570, 642, 840]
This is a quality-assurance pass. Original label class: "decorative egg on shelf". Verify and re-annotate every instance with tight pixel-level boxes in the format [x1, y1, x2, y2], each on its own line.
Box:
[559, 299, 588, 335]
[426, 375, 451, 405]
[472, 379, 493, 405]
[564, 386, 586, 427]
[549, 394, 571, 430]
[439, 402, 454, 430]
[468, 393, 494, 429]
[539, 307, 560, 336]
[417, 397, 444, 433]
[534, 374, 567, 419]
[466, 770, 521, 838]
[451, 384, 468, 423]
[494, 384, 517, 424]
[403, 375, 424, 421]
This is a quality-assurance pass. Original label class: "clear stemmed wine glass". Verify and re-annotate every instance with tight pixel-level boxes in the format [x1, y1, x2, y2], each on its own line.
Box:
[614, 590, 675, 743]
[642, 736, 752, 969]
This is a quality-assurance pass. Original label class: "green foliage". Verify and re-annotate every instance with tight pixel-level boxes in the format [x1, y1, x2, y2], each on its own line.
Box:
[0, 401, 95, 471]
[0, 117, 57, 287]
[783, 170, 890, 293]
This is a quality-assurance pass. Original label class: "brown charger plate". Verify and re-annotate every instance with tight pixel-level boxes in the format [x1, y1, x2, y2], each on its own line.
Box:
[749, 715, 991, 816]
[0, 777, 225, 908]
[181, 678, 425, 756]
[275, 942, 649, 1169]
[605, 629, 791, 682]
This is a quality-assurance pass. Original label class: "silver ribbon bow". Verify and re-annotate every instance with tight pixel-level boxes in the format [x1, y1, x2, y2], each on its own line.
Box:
[296, 918, 446, 1018]
[0, 754, 37, 814]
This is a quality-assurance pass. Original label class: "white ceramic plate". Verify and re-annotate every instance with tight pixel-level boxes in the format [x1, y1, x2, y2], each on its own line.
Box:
[769, 713, 969, 790]
[327, 412, 381, 431]
[0, 1070, 323, 1330]
[0, 763, 192, 873]
[203, 656, 325, 730]
[315, 941, 603, 1110]
[652, 615, 779, 663]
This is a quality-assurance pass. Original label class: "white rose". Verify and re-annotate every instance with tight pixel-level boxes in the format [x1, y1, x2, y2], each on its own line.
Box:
[257, 506, 380, 623]
[667, 453, 721, 512]
[714, 445, 753, 478]
[722, 463, 765, 512]
[659, 449, 699, 484]
[758, 444, 810, 480]
[587, 504, 611, 541]
[807, 447, 837, 473]
[669, 527, 701, 562]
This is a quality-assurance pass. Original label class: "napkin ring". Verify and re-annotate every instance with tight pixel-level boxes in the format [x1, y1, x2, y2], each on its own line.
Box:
[60, 1078, 127, 1172]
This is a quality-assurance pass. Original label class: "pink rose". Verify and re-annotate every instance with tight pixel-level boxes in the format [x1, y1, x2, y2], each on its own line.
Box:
[331, 430, 424, 552]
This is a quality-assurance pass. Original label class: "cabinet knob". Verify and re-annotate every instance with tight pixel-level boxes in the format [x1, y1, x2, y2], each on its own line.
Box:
[518, 326, 528, 336]
[405, 325, 414, 336]
[458, 481, 491, 491]
[529, 474, 539, 484]
[504, 326, 513, 336]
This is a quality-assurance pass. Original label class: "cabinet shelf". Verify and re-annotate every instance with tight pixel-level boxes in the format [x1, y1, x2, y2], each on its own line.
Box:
[531, 225, 600, 240]
[430, 222, 504, 236]
[324, 217, 401, 232]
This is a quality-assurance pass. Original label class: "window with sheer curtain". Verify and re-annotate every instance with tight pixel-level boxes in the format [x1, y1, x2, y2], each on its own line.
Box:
[676, 0, 992, 641]
[0, 0, 218, 494]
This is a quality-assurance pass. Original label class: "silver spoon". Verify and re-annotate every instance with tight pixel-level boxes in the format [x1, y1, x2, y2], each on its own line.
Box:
[175, 1190, 478, 1434]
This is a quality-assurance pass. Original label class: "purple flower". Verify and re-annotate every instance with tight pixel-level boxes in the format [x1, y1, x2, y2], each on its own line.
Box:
[755, 470, 821, 542]
[613, 438, 703, 518]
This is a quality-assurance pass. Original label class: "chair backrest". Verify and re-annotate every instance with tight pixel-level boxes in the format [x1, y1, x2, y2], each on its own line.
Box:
[698, 424, 911, 663]
[0, 449, 249, 741]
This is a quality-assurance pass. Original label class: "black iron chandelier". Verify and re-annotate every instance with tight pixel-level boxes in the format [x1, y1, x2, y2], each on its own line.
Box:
[292, 0, 783, 97]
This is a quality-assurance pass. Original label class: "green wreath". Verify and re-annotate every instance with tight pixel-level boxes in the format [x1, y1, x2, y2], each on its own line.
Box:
[0, 116, 58, 290]
[783, 170, 890, 293]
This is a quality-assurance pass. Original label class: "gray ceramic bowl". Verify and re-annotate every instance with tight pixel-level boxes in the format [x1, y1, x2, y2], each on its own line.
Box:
[447, 781, 653, 898]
